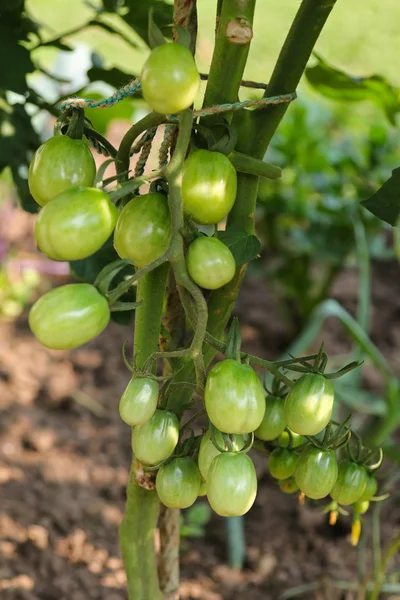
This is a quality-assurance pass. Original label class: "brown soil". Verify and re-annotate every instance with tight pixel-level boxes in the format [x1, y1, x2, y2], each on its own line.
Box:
[1, 206, 400, 600]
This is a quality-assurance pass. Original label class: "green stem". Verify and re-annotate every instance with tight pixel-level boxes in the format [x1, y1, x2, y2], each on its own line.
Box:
[116, 112, 165, 178]
[66, 107, 84, 139]
[228, 150, 282, 179]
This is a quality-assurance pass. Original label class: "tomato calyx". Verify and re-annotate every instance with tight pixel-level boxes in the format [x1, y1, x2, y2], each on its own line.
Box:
[209, 424, 253, 455]
[225, 317, 243, 363]
[303, 416, 352, 453]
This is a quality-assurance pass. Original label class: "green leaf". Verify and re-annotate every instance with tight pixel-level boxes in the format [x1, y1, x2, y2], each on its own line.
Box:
[0, 24, 34, 93]
[123, 1, 172, 47]
[148, 7, 166, 49]
[361, 167, 400, 226]
[217, 227, 261, 265]
[70, 237, 124, 283]
[306, 57, 400, 125]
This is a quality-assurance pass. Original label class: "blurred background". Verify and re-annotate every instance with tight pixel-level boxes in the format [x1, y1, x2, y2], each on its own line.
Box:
[1, 1, 400, 598]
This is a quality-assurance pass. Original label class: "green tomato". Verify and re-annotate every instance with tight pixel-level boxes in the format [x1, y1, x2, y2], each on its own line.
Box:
[140, 43, 200, 114]
[268, 447, 298, 480]
[352, 500, 369, 515]
[295, 446, 338, 500]
[198, 480, 207, 497]
[119, 376, 158, 426]
[198, 429, 246, 481]
[114, 193, 171, 268]
[357, 473, 378, 502]
[28, 135, 96, 206]
[255, 396, 286, 441]
[278, 429, 305, 448]
[207, 452, 257, 517]
[131, 409, 179, 466]
[182, 150, 237, 225]
[156, 457, 201, 509]
[330, 460, 367, 506]
[205, 359, 265, 434]
[35, 187, 117, 261]
[29, 283, 109, 350]
[284, 373, 335, 436]
[279, 477, 299, 495]
[186, 237, 236, 290]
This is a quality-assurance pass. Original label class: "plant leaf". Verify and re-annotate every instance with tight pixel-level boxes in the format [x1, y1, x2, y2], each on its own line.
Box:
[217, 227, 261, 265]
[361, 167, 400, 226]
[148, 7, 166, 49]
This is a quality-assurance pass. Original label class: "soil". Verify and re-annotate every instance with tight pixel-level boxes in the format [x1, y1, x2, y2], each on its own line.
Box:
[1, 205, 400, 600]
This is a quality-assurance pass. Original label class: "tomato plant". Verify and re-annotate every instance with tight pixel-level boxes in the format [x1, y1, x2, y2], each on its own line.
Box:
[29, 283, 110, 350]
[205, 359, 265, 434]
[182, 150, 237, 224]
[186, 236, 236, 290]
[268, 447, 298, 480]
[28, 135, 96, 207]
[255, 395, 286, 441]
[35, 187, 118, 261]
[284, 373, 335, 435]
[119, 376, 159, 426]
[330, 459, 368, 505]
[207, 452, 257, 517]
[131, 409, 179, 466]
[156, 457, 201, 508]
[295, 446, 338, 500]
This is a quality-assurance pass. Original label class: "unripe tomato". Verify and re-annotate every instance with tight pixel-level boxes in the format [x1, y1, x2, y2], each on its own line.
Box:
[284, 373, 334, 436]
[131, 409, 179, 466]
[198, 480, 207, 496]
[352, 500, 369, 515]
[119, 376, 158, 426]
[205, 359, 265, 434]
[279, 477, 299, 494]
[35, 187, 117, 261]
[28, 135, 96, 206]
[357, 473, 378, 502]
[278, 429, 305, 448]
[268, 447, 298, 480]
[330, 460, 367, 505]
[182, 150, 237, 225]
[207, 452, 257, 517]
[198, 429, 246, 481]
[255, 396, 286, 441]
[114, 193, 171, 268]
[156, 457, 201, 509]
[140, 43, 200, 114]
[186, 237, 236, 290]
[29, 283, 109, 350]
[295, 446, 338, 500]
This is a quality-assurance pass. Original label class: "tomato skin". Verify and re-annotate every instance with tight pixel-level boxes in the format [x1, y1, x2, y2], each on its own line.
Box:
[353, 500, 369, 515]
[279, 477, 299, 494]
[114, 193, 171, 268]
[186, 237, 236, 290]
[131, 409, 179, 466]
[330, 460, 367, 505]
[198, 429, 246, 481]
[29, 283, 109, 350]
[156, 457, 201, 509]
[140, 43, 200, 114]
[205, 359, 265, 434]
[119, 376, 158, 426]
[284, 373, 335, 436]
[268, 447, 298, 480]
[198, 480, 207, 496]
[35, 187, 117, 261]
[278, 429, 305, 448]
[357, 473, 378, 502]
[182, 150, 237, 225]
[255, 396, 286, 441]
[207, 452, 257, 517]
[28, 136, 96, 206]
[295, 446, 338, 500]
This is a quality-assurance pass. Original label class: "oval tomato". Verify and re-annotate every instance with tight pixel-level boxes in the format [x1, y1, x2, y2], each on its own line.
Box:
[352, 500, 369, 515]
[198, 429, 246, 481]
[255, 396, 286, 441]
[207, 452, 257, 517]
[279, 477, 299, 494]
[35, 187, 117, 261]
[198, 480, 207, 497]
[182, 150, 237, 225]
[29, 283, 109, 350]
[140, 43, 200, 114]
[278, 429, 305, 448]
[295, 446, 338, 500]
[28, 135, 96, 206]
[330, 460, 367, 505]
[131, 409, 179, 466]
[284, 373, 334, 436]
[268, 447, 298, 480]
[119, 376, 158, 426]
[186, 237, 236, 290]
[357, 473, 378, 502]
[156, 457, 201, 509]
[205, 359, 265, 434]
[114, 193, 171, 268]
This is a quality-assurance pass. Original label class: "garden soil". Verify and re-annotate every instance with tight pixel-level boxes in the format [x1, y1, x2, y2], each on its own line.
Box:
[1, 207, 399, 600]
